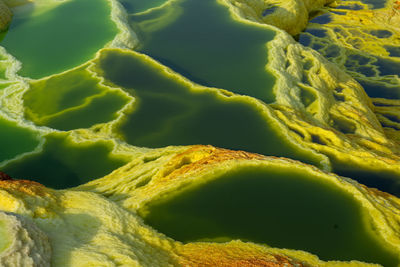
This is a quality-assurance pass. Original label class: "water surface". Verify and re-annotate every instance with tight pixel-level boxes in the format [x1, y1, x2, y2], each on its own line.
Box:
[24, 65, 130, 130]
[141, 166, 399, 266]
[119, 0, 168, 13]
[0, 0, 117, 78]
[131, 0, 277, 103]
[0, 117, 40, 163]
[2, 133, 128, 189]
[99, 49, 325, 168]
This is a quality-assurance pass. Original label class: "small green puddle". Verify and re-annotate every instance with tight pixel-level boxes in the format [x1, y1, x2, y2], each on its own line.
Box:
[2, 133, 129, 189]
[98, 49, 325, 168]
[0, 116, 40, 163]
[24, 65, 130, 130]
[132, 0, 276, 103]
[0, 0, 117, 79]
[140, 166, 399, 266]
[0, 220, 10, 253]
[119, 0, 168, 13]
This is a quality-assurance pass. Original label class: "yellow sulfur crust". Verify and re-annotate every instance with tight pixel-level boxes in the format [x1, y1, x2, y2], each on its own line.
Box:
[218, 0, 334, 35]
[1, 1, 400, 266]
[0, 145, 399, 266]
[216, 0, 400, 180]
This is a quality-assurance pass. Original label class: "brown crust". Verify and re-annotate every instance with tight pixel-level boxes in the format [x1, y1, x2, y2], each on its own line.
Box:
[0, 171, 12, 181]
[361, 184, 400, 210]
[162, 145, 266, 180]
[0, 179, 49, 197]
[176, 243, 309, 267]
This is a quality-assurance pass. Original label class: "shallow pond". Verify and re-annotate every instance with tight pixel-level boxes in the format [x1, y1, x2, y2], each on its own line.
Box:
[140, 165, 399, 266]
[0, 0, 117, 78]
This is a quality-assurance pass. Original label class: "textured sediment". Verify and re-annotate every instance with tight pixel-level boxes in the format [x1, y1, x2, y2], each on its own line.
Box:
[0, 211, 51, 267]
[218, 0, 400, 189]
[297, 0, 400, 141]
[220, 0, 334, 35]
[0, 146, 398, 266]
[1, 0, 400, 266]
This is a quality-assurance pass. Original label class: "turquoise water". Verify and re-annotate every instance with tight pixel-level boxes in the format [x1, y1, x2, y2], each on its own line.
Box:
[0, 0, 117, 78]
[130, 0, 277, 103]
[0, 116, 40, 163]
[141, 166, 399, 266]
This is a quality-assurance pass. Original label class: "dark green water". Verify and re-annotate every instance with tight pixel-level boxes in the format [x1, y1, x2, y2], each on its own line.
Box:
[24, 66, 130, 131]
[332, 159, 400, 197]
[2, 133, 128, 189]
[130, 0, 276, 103]
[0, 0, 117, 78]
[0, 117, 40, 163]
[120, 0, 168, 13]
[141, 166, 399, 266]
[98, 49, 325, 168]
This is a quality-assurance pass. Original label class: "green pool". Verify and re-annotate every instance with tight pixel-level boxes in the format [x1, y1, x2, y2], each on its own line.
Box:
[140, 165, 399, 266]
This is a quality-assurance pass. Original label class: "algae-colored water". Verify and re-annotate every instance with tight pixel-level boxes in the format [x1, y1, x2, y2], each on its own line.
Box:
[2, 133, 128, 189]
[99, 49, 325, 168]
[131, 0, 277, 103]
[120, 0, 168, 13]
[141, 166, 399, 266]
[0, 0, 399, 264]
[24, 66, 130, 130]
[0, 0, 117, 78]
[0, 117, 40, 163]
[332, 160, 400, 197]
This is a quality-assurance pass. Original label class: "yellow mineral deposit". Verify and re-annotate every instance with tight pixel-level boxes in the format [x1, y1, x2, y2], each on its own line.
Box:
[1, 0, 400, 266]
[1, 145, 399, 266]
[0, 0, 12, 32]
[295, 0, 400, 141]
[219, 0, 335, 35]
[219, 0, 400, 184]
